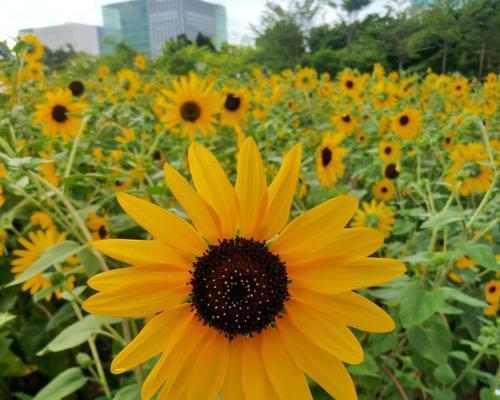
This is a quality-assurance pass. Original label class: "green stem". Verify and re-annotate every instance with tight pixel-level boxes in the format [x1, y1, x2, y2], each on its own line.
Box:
[64, 117, 88, 179]
[449, 337, 492, 389]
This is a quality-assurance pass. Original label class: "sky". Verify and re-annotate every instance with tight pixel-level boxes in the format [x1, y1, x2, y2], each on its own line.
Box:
[0, 0, 389, 45]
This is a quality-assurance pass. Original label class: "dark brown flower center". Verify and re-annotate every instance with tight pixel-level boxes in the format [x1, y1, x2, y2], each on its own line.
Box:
[385, 163, 400, 179]
[381, 186, 388, 193]
[488, 285, 496, 293]
[69, 80, 85, 97]
[180, 101, 202, 122]
[51, 105, 68, 123]
[321, 147, 332, 167]
[98, 225, 108, 239]
[384, 146, 392, 155]
[342, 114, 351, 123]
[399, 115, 409, 126]
[190, 238, 289, 339]
[224, 93, 241, 112]
[346, 80, 354, 89]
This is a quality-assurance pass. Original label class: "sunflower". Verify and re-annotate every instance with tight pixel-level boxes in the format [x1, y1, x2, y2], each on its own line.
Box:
[220, 88, 249, 128]
[372, 179, 396, 201]
[332, 112, 357, 135]
[97, 65, 110, 81]
[86, 212, 110, 240]
[11, 228, 76, 300]
[34, 88, 87, 141]
[355, 131, 368, 145]
[378, 141, 402, 164]
[316, 133, 348, 188]
[117, 69, 140, 100]
[83, 138, 405, 400]
[338, 70, 362, 97]
[391, 108, 422, 140]
[21, 34, 44, 62]
[161, 72, 220, 139]
[445, 142, 493, 196]
[351, 199, 395, 238]
[484, 280, 500, 316]
[19, 61, 44, 81]
[384, 163, 400, 180]
[135, 54, 146, 71]
[68, 80, 85, 97]
[294, 67, 317, 90]
[30, 212, 54, 230]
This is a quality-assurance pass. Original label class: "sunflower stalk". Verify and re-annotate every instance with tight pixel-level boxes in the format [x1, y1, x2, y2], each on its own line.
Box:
[64, 116, 89, 179]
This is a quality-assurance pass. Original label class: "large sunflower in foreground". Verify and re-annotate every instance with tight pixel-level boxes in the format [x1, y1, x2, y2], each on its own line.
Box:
[161, 72, 220, 139]
[83, 138, 405, 400]
[34, 88, 88, 141]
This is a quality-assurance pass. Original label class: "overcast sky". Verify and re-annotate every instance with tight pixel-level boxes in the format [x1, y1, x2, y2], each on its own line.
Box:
[0, 0, 389, 45]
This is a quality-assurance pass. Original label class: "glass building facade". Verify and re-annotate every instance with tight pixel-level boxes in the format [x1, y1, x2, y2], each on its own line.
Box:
[102, 0, 227, 56]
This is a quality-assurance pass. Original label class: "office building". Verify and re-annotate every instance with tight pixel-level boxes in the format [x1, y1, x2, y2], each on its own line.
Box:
[102, 0, 228, 56]
[19, 23, 102, 55]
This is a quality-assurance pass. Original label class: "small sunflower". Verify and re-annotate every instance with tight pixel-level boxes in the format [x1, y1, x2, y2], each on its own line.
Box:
[97, 65, 110, 81]
[378, 141, 402, 164]
[21, 34, 44, 62]
[332, 112, 357, 135]
[161, 72, 220, 139]
[316, 133, 348, 188]
[117, 69, 140, 100]
[83, 138, 404, 400]
[34, 88, 87, 141]
[86, 212, 110, 240]
[445, 142, 493, 196]
[220, 88, 249, 128]
[391, 108, 422, 140]
[372, 179, 396, 201]
[294, 67, 317, 90]
[68, 80, 85, 97]
[11, 228, 75, 300]
[19, 61, 44, 81]
[30, 212, 54, 230]
[135, 54, 146, 71]
[351, 199, 395, 238]
[384, 163, 401, 180]
[484, 280, 499, 316]
[338, 70, 362, 97]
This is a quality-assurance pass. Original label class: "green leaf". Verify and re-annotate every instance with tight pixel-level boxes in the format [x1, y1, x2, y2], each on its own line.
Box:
[440, 287, 489, 307]
[399, 282, 445, 327]
[433, 364, 456, 384]
[465, 244, 498, 271]
[7, 241, 87, 287]
[32, 367, 87, 400]
[113, 384, 141, 400]
[78, 248, 101, 277]
[407, 316, 451, 364]
[0, 350, 35, 377]
[348, 353, 380, 377]
[429, 388, 456, 400]
[46, 303, 75, 331]
[421, 210, 462, 229]
[0, 312, 16, 328]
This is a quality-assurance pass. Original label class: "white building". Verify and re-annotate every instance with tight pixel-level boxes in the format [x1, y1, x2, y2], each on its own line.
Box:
[19, 23, 102, 55]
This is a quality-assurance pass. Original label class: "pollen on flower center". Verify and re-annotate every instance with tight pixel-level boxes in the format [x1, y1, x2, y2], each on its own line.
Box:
[52, 105, 69, 123]
[224, 93, 241, 111]
[321, 147, 332, 167]
[180, 101, 202, 122]
[189, 237, 289, 339]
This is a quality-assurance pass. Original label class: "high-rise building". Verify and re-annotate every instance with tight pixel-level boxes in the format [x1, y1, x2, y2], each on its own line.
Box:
[102, 0, 227, 57]
[19, 23, 103, 55]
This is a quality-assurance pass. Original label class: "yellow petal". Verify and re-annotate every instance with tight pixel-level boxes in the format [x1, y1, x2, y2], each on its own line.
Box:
[141, 321, 208, 400]
[277, 317, 357, 400]
[87, 265, 189, 291]
[285, 299, 364, 364]
[289, 257, 406, 293]
[260, 327, 312, 400]
[221, 338, 245, 400]
[242, 336, 279, 400]
[111, 305, 192, 374]
[282, 228, 384, 267]
[236, 137, 268, 238]
[116, 193, 207, 256]
[254, 144, 302, 241]
[188, 142, 238, 239]
[187, 333, 229, 400]
[90, 239, 193, 268]
[82, 280, 187, 317]
[164, 162, 222, 243]
[293, 289, 395, 333]
[271, 195, 358, 257]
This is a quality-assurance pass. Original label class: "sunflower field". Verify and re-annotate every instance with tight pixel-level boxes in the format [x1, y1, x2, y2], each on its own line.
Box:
[0, 35, 498, 400]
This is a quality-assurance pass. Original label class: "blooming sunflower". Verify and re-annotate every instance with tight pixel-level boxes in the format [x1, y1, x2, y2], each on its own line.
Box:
[378, 141, 402, 164]
[338, 70, 362, 97]
[220, 88, 249, 128]
[117, 69, 140, 100]
[391, 108, 422, 141]
[351, 199, 395, 238]
[445, 142, 493, 196]
[21, 34, 44, 62]
[384, 163, 401, 180]
[68, 80, 85, 97]
[83, 138, 405, 400]
[97, 65, 110, 81]
[294, 68, 317, 90]
[34, 88, 87, 141]
[19, 61, 44, 81]
[86, 212, 110, 240]
[316, 133, 348, 188]
[332, 113, 357, 135]
[135, 54, 146, 71]
[161, 72, 220, 139]
[372, 179, 396, 202]
[484, 280, 499, 316]
[11, 228, 75, 300]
